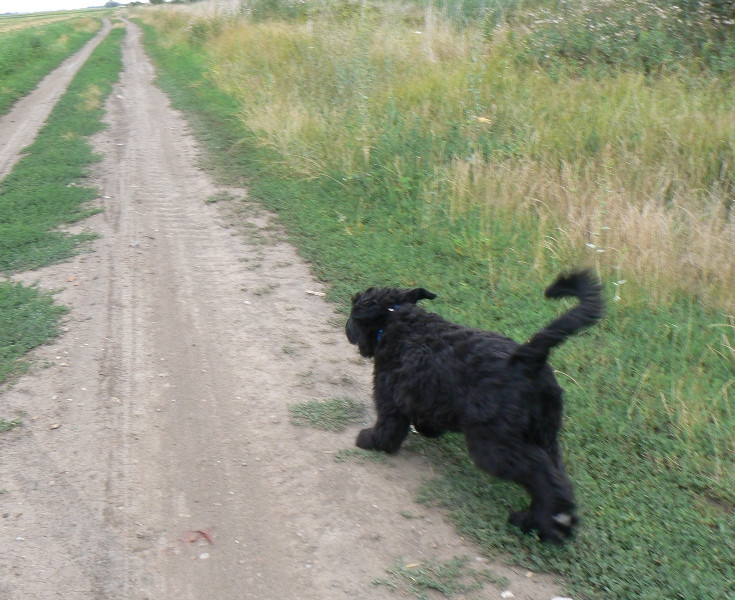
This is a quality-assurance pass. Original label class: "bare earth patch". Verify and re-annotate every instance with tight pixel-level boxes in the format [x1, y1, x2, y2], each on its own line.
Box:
[0, 21, 564, 600]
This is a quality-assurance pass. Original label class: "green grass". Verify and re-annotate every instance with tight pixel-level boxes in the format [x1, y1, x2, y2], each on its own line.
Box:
[0, 23, 124, 388]
[0, 416, 23, 433]
[0, 15, 104, 116]
[0, 281, 68, 384]
[136, 8, 734, 599]
[372, 556, 505, 599]
[0, 23, 124, 273]
[288, 397, 367, 432]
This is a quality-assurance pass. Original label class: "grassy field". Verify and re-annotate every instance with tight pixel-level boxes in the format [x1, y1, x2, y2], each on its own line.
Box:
[0, 14, 107, 115]
[0, 8, 108, 32]
[0, 22, 124, 387]
[134, 1, 733, 598]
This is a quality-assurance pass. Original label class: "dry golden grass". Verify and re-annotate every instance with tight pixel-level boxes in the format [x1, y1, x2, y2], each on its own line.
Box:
[0, 13, 76, 33]
[139, 0, 735, 313]
[0, 13, 102, 34]
[445, 155, 735, 309]
[78, 83, 103, 111]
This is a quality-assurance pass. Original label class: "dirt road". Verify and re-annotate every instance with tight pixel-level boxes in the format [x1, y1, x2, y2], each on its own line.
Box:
[0, 21, 563, 599]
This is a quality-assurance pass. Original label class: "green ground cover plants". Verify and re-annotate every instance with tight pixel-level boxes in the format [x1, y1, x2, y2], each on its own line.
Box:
[289, 397, 367, 431]
[372, 555, 503, 598]
[135, 2, 734, 597]
[0, 15, 105, 116]
[0, 23, 124, 387]
[0, 416, 24, 433]
[0, 282, 66, 383]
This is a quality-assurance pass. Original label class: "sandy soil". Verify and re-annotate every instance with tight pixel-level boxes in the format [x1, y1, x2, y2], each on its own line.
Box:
[0, 20, 566, 600]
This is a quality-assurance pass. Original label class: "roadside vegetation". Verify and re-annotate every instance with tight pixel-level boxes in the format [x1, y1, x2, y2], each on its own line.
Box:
[0, 23, 124, 389]
[135, 1, 734, 597]
[0, 282, 67, 384]
[373, 555, 505, 598]
[140, 0, 735, 313]
[289, 396, 367, 431]
[0, 14, 107, 115]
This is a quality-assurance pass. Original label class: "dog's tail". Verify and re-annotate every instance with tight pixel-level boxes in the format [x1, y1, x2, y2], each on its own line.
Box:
[510, 270, 603, 370]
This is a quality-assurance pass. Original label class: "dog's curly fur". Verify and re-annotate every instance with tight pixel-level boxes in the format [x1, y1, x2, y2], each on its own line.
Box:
[345, 270, 603, 543]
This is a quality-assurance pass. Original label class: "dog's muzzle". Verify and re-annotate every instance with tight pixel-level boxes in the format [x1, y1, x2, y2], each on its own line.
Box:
[345, 318, 358, 345]
[345, 317, 374, 357]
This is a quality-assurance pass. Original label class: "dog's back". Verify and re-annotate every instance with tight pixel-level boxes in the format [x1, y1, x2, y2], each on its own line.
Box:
[375, 305, 559, 427]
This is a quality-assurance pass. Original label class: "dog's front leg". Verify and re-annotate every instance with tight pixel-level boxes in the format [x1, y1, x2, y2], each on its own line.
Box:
[356, 412, 410, 453]
[357, 386, 410, 453]
[357, 376, 411, 453]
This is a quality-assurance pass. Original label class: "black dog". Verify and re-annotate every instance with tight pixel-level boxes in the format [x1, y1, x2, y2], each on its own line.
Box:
[345, 270, 603, 543]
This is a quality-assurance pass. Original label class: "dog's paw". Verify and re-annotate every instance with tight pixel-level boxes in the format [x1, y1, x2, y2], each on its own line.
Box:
[509, 510, 577, 544]
[356, 428, 376, 450]
[552, 511, 575, 530]
[549, 511, 577, 539]
[539, 511, 578, 544]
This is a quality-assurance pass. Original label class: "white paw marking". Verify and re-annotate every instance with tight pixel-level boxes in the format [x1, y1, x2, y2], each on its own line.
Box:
[552, 512, 572, 527]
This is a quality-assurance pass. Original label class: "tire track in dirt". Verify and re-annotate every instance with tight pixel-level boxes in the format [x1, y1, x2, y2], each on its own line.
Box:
[0, 20, 564, 599]
[0, 19, 112, 180]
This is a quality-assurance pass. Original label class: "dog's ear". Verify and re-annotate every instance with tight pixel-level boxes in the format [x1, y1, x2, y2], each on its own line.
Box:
[404, 288, 437, 304]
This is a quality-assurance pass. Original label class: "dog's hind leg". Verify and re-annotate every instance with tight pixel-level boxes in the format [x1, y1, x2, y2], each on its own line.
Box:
[465, 434, 577, 543]
[510, 463, 576, 543]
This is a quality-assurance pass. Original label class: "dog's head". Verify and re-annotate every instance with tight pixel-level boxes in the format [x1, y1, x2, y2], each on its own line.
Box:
[345, 286, 437, 357]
